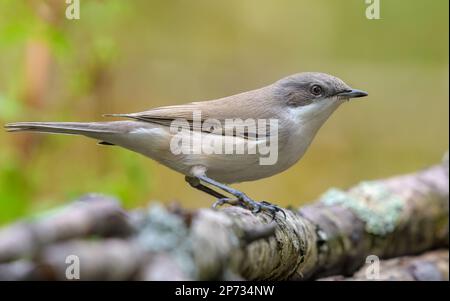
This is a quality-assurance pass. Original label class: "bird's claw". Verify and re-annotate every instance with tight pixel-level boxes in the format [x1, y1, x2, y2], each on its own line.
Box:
[249, 200, 286, 221]
[212, 196, 286, 221]
[212, 198, 240, 209]
[236, 194, 286, 221]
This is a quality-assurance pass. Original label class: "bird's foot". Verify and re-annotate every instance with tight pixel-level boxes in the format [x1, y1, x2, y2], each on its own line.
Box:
[212, 198, 240, 208]
[244, 198, 286, 221]
[213, 194, 286, 221]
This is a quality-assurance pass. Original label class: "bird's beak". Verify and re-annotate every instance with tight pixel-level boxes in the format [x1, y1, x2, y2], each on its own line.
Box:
[336, 89, 368, 99]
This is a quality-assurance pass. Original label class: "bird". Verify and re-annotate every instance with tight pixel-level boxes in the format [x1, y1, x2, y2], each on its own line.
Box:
[5, 72, 367, 218]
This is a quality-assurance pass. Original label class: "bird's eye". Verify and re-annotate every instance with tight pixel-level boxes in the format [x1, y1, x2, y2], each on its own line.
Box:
[310, 85, 323, 96]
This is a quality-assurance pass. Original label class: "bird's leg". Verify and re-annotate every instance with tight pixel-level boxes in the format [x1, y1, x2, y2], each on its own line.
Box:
[185, 176, 239, 207]
[194, 175, 285, 219]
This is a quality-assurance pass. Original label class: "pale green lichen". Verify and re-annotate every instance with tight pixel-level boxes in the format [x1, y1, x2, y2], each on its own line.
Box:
[320, 181, 403, 236]
[136, 204, 196, 278]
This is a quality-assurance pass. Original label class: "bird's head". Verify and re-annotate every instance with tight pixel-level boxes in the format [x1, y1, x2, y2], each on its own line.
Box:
[274, 72, 368, 121]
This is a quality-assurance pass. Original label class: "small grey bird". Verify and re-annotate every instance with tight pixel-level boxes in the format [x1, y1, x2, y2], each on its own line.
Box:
[5, 72, 367, 217]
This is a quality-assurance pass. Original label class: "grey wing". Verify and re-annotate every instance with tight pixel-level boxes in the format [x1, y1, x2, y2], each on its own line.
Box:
[104, 86, 278, 139]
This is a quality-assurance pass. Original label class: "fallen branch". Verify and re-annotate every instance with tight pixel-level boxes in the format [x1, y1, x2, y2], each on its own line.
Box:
[0, 157, 448, 280]
[319, 250, 449, 281]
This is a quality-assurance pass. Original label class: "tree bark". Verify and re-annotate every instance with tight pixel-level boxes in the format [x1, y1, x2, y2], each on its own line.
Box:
[319, 250, 449, 281]
[0, 158, 448, 280]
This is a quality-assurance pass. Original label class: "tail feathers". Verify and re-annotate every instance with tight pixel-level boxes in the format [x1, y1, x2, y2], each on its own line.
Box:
[4, 122, 117, 136]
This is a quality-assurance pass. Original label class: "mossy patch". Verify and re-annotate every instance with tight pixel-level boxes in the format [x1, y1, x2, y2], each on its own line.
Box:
[320, 181, 403, 236]
[136, 204, 196, 277]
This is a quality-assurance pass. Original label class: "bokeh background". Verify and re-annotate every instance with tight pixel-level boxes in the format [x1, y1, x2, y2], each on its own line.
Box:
[0, 0, 448, 224]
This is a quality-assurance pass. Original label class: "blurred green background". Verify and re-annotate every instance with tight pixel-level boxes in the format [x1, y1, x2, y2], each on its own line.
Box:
[0, 0, 448, 224]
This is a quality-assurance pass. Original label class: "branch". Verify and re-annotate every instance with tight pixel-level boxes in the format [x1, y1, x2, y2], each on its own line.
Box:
[319, 250, 449, 281]
[0, 158, 448, 280]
